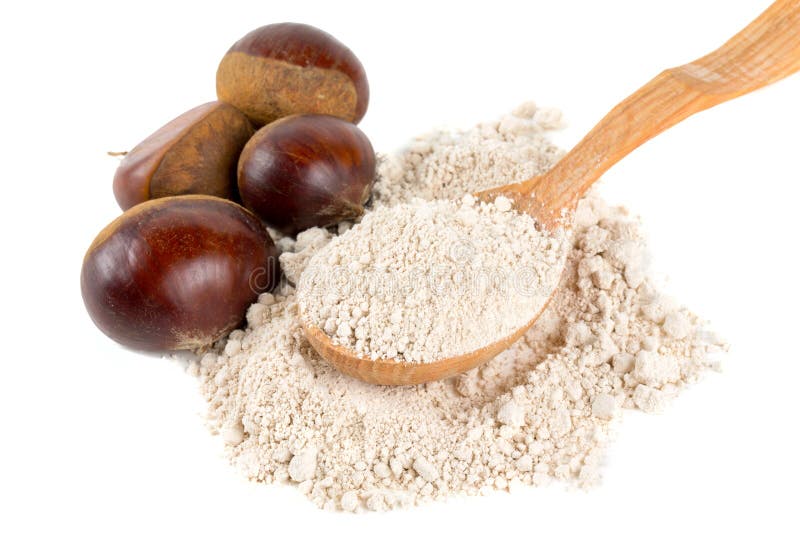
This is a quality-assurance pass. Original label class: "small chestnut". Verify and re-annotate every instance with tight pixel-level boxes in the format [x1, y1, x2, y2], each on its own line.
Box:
[81, 195, 279, 351]
[113, 101, 254, 211]
[216, 23, 369, 126]
[238, 114, 376, 234]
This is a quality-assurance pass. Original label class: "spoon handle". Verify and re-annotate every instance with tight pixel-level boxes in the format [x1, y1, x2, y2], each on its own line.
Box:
[530, 0, 800, 227]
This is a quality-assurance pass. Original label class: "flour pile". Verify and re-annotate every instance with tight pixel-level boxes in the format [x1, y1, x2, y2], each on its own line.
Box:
[189, 103, 725, 511]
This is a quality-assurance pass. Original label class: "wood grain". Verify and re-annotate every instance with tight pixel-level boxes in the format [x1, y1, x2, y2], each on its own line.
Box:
[479, 0, 800, 229]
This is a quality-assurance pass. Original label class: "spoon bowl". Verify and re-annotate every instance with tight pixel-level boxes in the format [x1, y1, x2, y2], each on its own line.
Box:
[301, 0, 800, 385]
[303, 293, 555, 385]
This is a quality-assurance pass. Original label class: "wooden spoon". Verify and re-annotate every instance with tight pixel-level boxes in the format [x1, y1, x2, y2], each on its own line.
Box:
[303, 0, 800, 385]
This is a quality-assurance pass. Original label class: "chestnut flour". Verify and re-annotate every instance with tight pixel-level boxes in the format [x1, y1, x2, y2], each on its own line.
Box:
[297, 196, 569, 363]
[187, 103, 726, 511]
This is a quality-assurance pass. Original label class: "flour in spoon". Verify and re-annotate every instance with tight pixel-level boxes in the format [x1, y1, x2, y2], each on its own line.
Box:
[297, 196, 568, 363]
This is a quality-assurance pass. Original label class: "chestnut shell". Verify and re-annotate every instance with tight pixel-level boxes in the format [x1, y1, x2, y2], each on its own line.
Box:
[216, 23, 369, 125]
[113, 102, 254, 211]
[238, 114, 376, 234]
[81, 195, 278, 351]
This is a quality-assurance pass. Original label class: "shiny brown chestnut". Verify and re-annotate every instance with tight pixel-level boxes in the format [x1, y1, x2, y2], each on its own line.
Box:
[112, 102, 254, 211]
[81, 195, 279, 351]
[216, 23, 369, 126]
[238, 114, 376, 234]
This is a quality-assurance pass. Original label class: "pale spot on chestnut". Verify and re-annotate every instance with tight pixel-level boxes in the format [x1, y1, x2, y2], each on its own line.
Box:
[216, 23, 369, 126]
[112, 102, 253, 211]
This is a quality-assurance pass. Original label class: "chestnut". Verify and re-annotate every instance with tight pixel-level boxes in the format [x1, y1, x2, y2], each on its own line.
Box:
[81, 195, 279, 351]
[238, 114, 376, 234]
[113, 101, 254, 211]
[216, 23, 369, 126]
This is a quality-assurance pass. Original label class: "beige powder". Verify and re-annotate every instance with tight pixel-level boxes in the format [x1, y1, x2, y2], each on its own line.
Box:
[189, 103, 725, 511]
[297, 196, 568, 363]
[371, 101, 565, 206]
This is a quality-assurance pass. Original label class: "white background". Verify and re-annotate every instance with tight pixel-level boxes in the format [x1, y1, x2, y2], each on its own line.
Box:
[1, 0, 798, 531]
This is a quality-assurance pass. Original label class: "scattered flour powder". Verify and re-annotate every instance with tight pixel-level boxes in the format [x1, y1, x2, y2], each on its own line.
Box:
[297, 196, 568, 363]
[188, 103, 726, 512]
